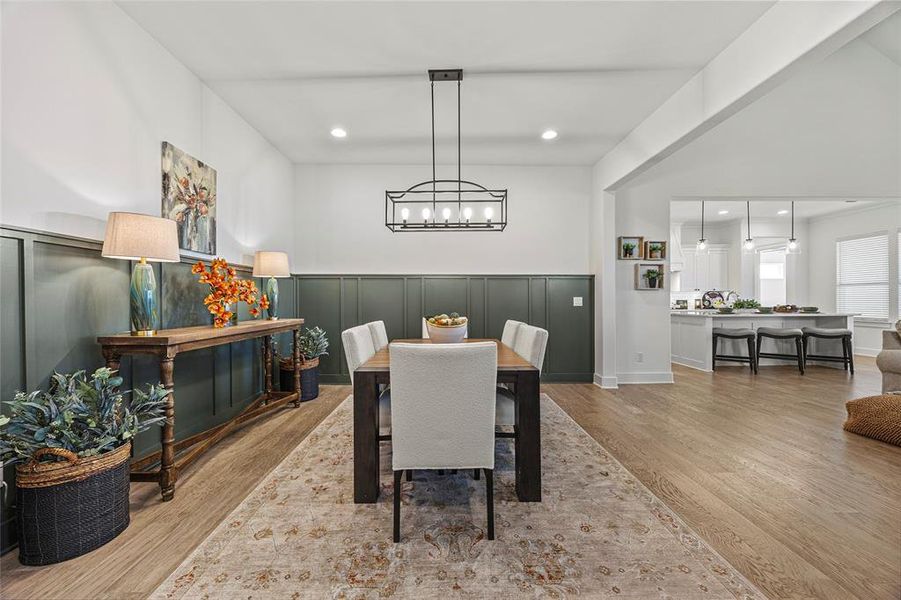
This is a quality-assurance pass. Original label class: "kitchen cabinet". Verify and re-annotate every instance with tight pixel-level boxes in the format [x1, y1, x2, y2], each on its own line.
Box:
[678, 246, 729, 292]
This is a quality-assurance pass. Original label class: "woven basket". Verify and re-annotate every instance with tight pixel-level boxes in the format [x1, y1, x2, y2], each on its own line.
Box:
[15, 443, 131, 565]
[279, 357, 320, 401]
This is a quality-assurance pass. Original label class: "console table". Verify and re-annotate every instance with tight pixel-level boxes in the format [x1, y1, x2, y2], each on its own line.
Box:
[98, 318, 304, 501]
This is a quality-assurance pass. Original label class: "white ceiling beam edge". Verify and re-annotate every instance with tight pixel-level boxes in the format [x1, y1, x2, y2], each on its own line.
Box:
[593, 0, 901, 192]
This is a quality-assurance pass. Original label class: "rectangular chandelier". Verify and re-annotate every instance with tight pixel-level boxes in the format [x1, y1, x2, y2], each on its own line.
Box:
[385, 68, 508, 233]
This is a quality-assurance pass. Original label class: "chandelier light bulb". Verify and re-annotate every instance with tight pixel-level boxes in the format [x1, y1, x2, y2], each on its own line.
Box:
[400, 207, 410, 224]
[421, 208, 431, 223]
[743, 238, 755, 252]
[696, 238, 708, 252]
[787, 238, 800, 253]
[441, 207, 451, 223]
[484, 206, 494, 224]
[463, 207, 473, 222]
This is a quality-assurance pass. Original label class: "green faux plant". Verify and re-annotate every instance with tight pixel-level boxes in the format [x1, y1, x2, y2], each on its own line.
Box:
[732, 299, 761, 309]
[297, 326, 329, 361]
[622, 242, 636, 255]
[0, 368, 169, 467]
[643, 268, 661, 279]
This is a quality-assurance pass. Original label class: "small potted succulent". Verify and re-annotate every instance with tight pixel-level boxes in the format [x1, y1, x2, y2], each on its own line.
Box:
[0, 368, 168, 565]
[279, 327, 329, 401]
[622, 242, 636, 258]
[643, 268, 661, 289]
[648, 243, 664, 259]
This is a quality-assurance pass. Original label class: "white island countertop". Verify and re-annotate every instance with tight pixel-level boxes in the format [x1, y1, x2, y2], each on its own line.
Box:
[671, 310, 857, 319]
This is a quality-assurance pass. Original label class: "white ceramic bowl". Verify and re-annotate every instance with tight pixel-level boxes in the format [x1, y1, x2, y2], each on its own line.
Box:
[426, 322, 467, 343]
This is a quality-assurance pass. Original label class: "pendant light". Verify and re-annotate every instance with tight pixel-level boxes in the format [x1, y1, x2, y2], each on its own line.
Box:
[743, 201, 755, 254]
[385, 69, 507, 232]
[786, 201, 801, 254]
[696, 201, 709, 253]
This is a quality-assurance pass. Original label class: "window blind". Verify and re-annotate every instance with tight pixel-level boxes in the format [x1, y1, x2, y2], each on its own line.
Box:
[836, 234, 889, 319]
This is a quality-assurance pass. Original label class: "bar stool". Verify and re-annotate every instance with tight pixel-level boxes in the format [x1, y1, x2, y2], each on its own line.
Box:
[756, 327, 805, 374]
[801, 327, 854, 374]
[712, 328, 757, 373]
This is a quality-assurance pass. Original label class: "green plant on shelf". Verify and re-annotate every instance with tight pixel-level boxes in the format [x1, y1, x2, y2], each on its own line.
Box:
[732, 299, 761, 309]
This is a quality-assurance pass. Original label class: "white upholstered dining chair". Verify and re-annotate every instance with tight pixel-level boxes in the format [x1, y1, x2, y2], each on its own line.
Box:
[501, 320, 523, 348]
[342, 325, 391, 432]
[389, 341, 498, 542]
[367, 320, 389, 352]
[496, 324, 548, 428]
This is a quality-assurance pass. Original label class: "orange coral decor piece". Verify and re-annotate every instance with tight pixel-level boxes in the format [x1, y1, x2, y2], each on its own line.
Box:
[192, 258, 269, 327]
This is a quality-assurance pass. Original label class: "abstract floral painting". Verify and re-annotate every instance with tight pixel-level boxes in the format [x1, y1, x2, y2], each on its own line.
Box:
[161, 141, 217, 255]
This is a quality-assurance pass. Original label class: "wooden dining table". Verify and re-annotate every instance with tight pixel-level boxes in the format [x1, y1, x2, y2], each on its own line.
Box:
[353, 338, 541, 503]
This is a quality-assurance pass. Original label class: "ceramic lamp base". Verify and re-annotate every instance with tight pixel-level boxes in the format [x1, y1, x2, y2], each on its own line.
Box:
[265, 276, 279, 320]
[129, 260, 159, 336]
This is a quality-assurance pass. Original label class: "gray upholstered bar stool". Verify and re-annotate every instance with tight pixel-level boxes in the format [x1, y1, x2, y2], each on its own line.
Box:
[756, 327, 805, 374]
[801, 327, 854, 374]
[712, 328, 757, 373]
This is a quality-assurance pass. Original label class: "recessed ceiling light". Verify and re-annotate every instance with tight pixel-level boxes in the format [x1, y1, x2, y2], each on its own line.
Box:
[718, 210, 729, 215]
[777, 209, 789, 215]
[330, 127, 347, 138]
[541, 129, 558, 140]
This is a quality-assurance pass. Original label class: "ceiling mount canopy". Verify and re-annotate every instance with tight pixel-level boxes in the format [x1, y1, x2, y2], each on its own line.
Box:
[385, 68, 507, 232]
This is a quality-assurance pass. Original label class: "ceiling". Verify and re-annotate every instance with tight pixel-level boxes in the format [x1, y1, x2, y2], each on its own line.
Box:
[670, 200, 882, 225]
[863, 10, 901, 65]
[118, 1, 774, 165]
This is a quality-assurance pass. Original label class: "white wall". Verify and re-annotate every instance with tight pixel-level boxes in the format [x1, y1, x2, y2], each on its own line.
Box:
[807, 202, 901, 356]
[1, 2, 295, 266]
[294, 164, 591, 274]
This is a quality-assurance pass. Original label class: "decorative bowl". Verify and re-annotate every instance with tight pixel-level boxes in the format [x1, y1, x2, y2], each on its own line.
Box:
[426, 321, 468, 343]
[774, 304, 799, 313]
[717, 307, 734, 314]
[800, 306, 819, 313]
[756, 307, 774, 314]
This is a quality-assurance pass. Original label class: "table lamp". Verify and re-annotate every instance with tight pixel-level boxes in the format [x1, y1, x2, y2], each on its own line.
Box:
[101, 212, 180, 336]
[252, 251, 290, 319]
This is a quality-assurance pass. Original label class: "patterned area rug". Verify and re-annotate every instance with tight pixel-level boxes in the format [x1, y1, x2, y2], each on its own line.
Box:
[153, 395, 763, 599]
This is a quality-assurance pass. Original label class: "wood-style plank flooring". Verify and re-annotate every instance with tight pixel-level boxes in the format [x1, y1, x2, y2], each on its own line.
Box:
[2, 361, 899, 599]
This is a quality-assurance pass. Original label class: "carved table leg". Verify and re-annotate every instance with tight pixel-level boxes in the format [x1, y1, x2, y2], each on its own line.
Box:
[263, 335, 273, 402]
[159, 355, 177, 501]
[102, 348, 121, 374]
[293, 328, 302, 407]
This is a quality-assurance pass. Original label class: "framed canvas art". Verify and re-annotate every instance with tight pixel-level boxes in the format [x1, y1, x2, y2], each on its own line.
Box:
[161, 141, 217, 255]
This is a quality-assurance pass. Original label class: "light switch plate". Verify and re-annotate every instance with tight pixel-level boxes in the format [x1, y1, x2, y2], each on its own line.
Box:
[573, 296, 583, 307]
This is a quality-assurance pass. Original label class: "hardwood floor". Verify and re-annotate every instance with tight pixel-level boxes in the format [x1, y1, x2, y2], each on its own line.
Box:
[2, 361, 899, 599]
[546, 358, 901, 600]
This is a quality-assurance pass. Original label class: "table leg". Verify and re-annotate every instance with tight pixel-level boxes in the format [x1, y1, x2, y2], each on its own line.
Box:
[514, 369, 541, 502]
[102, 349, 121, 374]
[293, 328, 302, 407]
[263, 335, 273, 401]
[159, 356, 177, 501]
[353, 370, 379, 503]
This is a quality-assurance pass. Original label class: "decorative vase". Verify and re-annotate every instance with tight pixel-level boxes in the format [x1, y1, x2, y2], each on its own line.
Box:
[129, 259, 159, 336]
[211, 303, 238, 327]
[265, 276, 279, 320]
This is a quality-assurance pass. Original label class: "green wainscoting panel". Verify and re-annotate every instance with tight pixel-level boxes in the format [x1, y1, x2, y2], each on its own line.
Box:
[547, 277, 593, 377]
[295, 274, 594, 384]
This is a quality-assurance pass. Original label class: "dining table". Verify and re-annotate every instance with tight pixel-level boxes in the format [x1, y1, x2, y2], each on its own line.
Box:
[353, 338, 541, 503]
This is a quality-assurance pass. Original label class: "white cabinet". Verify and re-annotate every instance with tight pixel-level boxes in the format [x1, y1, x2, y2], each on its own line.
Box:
[678, 246, 729, 292]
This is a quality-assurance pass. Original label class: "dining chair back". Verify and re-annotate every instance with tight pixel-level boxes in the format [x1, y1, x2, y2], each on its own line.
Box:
[501, 320, 523, 348]
[367, 320, 389, 352]
[341, 325, 376, 378]
[389, 341, 497, 542]
[514, 324, 549, 372]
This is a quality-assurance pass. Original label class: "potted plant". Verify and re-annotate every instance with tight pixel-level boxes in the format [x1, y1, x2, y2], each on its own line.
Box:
[648, 243, 663, 259]
[0, 368, 168, 565]
[643, 268, 661, 289]
[192, 258, 269, 328]
[622, 242, 636, 258]
[279, 327, 329, 401]
[732, 298, 761, 312]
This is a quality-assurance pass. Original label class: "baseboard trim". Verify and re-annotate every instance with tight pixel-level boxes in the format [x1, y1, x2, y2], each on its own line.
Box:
[319, 373, 594, 385]
[593, 373, 619, 389]
[616, 371, 675, 385]
[854, 347, 880, 358]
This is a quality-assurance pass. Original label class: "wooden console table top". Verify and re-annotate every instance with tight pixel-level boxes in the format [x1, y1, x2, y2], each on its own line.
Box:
[98, 318, 304, 354]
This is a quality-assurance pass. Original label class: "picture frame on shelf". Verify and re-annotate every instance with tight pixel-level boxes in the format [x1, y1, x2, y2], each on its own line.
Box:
[617, 236, 644, 260]
[635, 263, 665, 290]
[644, 240, 667, 260]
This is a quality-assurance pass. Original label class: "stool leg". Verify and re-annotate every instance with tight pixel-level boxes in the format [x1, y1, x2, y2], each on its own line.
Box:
[846, 336, 854, 375]
[756, 334, 763, 368]
[745, 337, 756, 374]
[841, 336, 848, 371]
[795, 337, 804, 375]
[712, 335, 717, 371]
[802, 335, 809, 371]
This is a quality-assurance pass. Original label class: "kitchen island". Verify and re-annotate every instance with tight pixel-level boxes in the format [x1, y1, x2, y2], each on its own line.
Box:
[671, 311, 855, 371]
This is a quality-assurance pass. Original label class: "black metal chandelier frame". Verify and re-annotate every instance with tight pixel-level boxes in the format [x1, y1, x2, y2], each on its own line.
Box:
[385, 69, 507, 232]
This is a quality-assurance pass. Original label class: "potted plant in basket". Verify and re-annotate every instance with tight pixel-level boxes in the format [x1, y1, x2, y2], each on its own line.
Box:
[0, 368, 168, 565]
[279, 327, 329, 401]
[643, 268, 661, 289]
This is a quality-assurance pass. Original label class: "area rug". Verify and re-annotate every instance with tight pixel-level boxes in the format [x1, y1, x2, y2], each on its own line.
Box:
[152, 395, 764, 599]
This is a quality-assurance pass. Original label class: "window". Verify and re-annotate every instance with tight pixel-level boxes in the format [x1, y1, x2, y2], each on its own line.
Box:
[758, 249, 786, 306]
[836, 234, 889, 320]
